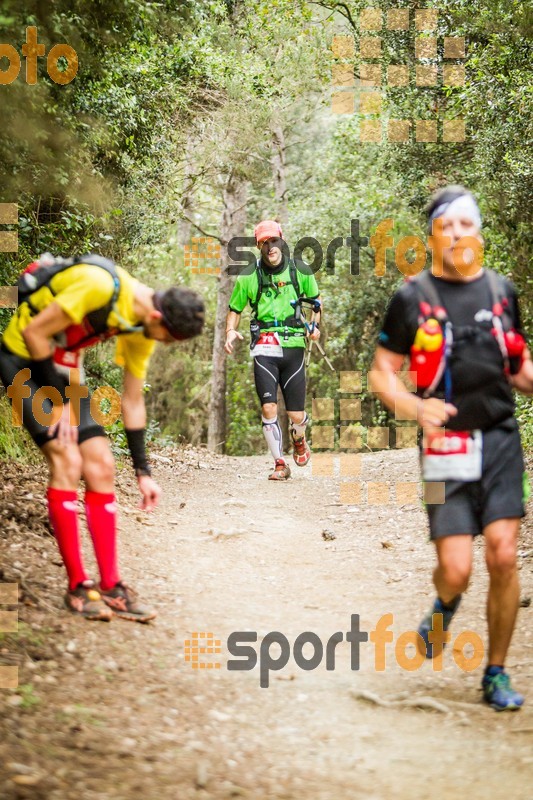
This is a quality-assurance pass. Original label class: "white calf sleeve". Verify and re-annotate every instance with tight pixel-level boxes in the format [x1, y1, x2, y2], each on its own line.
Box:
[290, 412, 309, 439]
[262, 415, 284, 461]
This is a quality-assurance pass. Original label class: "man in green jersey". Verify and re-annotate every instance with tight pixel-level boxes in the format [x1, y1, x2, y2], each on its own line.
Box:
[224, 220, 321, 480]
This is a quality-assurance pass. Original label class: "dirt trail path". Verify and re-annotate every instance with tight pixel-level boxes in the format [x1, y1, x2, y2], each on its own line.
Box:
[1, 448, 532, 799]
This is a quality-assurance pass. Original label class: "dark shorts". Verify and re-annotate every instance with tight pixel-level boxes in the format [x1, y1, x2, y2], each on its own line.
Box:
[253, 347, 306, 411]
[425, 416, 526, 540]
[0, 345, 106, 448]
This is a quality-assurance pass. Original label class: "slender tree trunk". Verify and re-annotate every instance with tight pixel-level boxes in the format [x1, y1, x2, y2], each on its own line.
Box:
[207, 172, 247, 452]
[272, 124, 288, 226]
[177, 132, 196, 247]
[271, 125, 291, 451]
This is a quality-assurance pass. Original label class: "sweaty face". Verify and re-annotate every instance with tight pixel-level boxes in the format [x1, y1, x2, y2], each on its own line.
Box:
[259, 237, 283, 266]
[439, 214, 483, 277]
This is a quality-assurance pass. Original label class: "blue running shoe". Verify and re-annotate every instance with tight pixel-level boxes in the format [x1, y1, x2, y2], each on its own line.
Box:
[417, 596, 461, 659]
[482, 671, 524, 711]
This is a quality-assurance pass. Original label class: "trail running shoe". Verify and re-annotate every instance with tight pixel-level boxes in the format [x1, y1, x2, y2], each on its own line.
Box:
[64, 580, 113, 621]
[100, 582, 156, 623]
[291, 429, 311, 467]
[417, 595, 461, 658]
[482, 671, 524, 711]
[268, 459, 291, 481]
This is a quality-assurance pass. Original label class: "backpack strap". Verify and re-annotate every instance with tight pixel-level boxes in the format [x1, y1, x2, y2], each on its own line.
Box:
[409, 270, 448, 322]
[484, 268, 514, 368]
[484, 269, 513, 331]
[251, 258, 264, 318]
[251, 258, 302, 319]
[288, 259, 301, 299]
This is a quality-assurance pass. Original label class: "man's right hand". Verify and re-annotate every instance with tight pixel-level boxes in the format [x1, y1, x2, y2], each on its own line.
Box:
[48, 401, 79, 446]
[225, 329, 244, 354]
[417, 397, 458, 428]
[138, 475, 162, 511]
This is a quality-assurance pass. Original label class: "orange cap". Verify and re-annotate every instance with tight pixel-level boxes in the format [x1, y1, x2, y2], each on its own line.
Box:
[254, 219, 283, 245]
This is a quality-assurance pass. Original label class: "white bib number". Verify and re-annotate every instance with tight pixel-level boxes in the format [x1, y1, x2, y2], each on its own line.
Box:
[422, 429, 483, 482]
[250, 332, 283, 358]
[52, 347, 86, 383]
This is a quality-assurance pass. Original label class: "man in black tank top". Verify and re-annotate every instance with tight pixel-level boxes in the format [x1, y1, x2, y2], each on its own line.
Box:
[372, 186, 533, 710]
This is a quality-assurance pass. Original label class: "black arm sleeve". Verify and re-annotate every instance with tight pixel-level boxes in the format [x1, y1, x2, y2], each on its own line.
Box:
[125, 428, 152, 476]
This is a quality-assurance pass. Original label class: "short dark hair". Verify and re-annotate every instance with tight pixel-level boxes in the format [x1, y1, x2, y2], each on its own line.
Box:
[154, 287, 205, 340]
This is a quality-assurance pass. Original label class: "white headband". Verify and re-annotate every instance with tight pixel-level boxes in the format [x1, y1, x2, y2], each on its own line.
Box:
[429, 194, 482, 231]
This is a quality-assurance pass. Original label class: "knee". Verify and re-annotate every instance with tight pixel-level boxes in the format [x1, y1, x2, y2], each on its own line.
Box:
[288, 411, 305, 425]
[48, 446, 83, 486]
[439, 560, 471, 594]
[486, 541, 517, 579]
[262, 403, 277, 420]
[83, 449, 115, 486]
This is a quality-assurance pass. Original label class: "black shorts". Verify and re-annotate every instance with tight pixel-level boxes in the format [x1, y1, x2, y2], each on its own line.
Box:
[425, 416, 526, 540]
[253, 347, 306, 411]
[0, 345, 106, 448]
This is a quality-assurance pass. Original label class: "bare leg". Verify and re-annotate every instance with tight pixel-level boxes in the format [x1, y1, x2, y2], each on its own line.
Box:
[433, 534, 473, 603]
[42, 439, 83, 490]
[484, 518, 521, 666]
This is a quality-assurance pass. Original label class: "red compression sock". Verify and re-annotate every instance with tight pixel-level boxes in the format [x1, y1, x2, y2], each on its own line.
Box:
[84, 491, 120, 591]
[47, 487, 88, 591]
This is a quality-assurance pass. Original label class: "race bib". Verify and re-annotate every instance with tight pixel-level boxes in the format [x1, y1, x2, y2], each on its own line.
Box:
[422, 429, 482, 482]
[53, 347, 86, 383]
[250, 332, 283, 358]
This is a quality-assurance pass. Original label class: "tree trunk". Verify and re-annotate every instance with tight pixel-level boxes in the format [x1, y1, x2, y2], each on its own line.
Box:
[271, 125, 291, 452]
[177, 132, 196, 247]
[272, 124, 288, 226]
[207, 172, 247, 453]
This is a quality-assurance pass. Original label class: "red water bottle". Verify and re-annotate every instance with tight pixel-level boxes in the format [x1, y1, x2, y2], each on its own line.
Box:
[409, 319, 444, 390]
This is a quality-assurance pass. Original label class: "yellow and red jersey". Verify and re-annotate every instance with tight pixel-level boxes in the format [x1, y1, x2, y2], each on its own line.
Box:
[2, 263, 155, 380]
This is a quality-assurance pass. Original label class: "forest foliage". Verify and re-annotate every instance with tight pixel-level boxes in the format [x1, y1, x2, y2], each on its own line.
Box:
[0, 0, 531, 456]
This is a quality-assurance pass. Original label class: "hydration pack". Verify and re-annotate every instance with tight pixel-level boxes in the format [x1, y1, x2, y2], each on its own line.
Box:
[409, 269, 526, 398]
[18, 253, 121, 345]
[251, 258, 305, 331]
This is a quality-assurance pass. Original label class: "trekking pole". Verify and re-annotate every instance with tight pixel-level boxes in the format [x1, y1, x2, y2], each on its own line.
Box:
[306, 319, 335, 371]
[291, 298, 335, 372]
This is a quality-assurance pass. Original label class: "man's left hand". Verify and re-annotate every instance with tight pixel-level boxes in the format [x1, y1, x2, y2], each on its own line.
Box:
[138, 475, 162, 511]
[309, 328, 321, 341]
